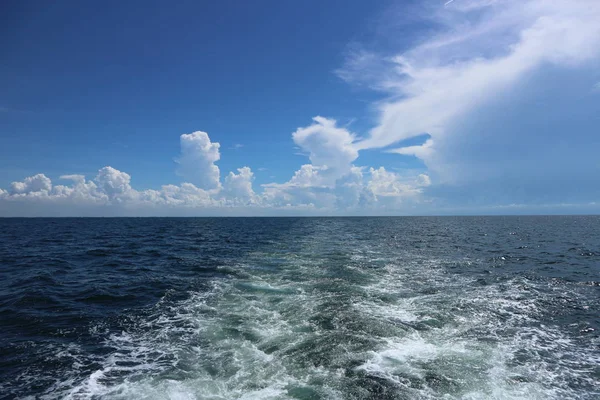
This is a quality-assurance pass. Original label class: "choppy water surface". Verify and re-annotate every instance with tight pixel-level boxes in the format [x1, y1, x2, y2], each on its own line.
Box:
[0, 217, 599, 399]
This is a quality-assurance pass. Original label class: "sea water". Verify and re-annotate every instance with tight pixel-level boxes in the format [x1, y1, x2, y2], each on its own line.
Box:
[0, 217, 598, 399]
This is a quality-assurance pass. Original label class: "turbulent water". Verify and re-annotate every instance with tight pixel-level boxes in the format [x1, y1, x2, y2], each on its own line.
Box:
[0, 217, 599, 400]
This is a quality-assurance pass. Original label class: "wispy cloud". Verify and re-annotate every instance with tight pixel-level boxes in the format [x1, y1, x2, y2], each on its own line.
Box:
[335, 0, 600, 188]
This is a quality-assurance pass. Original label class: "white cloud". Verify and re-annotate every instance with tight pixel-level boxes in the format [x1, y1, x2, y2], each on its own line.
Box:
[55, 175, 103, 202]
[3, 172, 106, 209]
[176, 131, 221, 190]
[286, 164, 326, 188]
[258, 113, 433, 211]
[149, 183, 215, 207]
[1, 166, 219, 212]
[259, 162, 429, 211]
[368, 167, 424, 198]
[10, 173, 52, 194]
[59, 174, 86, 183]
[5, 124, 411, 215]
[292, 116, 359, 181]
[94, 167, 134, 201]
[341, 0, 600, 167]
[4, 164, 426, 215]
[222, 167, 258, 205]
[334, 166, 372, 209]
[387, 138, 434, 160]
[261, 165, 333, 208]
[335, 47, 398, 91]
[417, 174, 431, 187]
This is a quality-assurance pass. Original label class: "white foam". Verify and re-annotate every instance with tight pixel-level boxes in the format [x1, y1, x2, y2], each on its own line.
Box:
[38, 258, 340, 399]
[352, 255, 600, 399]
[27, 245, 600, 400]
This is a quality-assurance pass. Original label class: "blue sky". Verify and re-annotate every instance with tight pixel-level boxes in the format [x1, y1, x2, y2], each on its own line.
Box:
[1, 0, 600, 216]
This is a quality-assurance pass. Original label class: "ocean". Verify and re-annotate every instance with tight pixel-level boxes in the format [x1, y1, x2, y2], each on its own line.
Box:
[0, 217, 598, 399]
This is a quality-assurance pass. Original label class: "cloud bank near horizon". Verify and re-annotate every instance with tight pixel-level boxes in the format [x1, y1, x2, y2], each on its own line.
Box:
[0, 118, 431, 216]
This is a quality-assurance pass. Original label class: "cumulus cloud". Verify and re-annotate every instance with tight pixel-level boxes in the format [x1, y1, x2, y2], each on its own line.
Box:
[285, 165, 327, 188]
[368, 168, 425, 198]
[3, 125, 388, 215]
[4, 117, 428, 215]
[261, 164, 428, 211]
[292, 117, 359, 180]
[94, 167, 133, 200]
[1, 167, 216, 211]
[334, 167, 373, 209]
[176, 131, 221, 190]
[222, 167, 258, 205]
[10, 174, 52, 195]
[150, 183, 215, 207]
[53, 176, 103, 202]
[261, 165, 333, 208]
[257, 112, 433, 211]
[2, 172, 104, 212]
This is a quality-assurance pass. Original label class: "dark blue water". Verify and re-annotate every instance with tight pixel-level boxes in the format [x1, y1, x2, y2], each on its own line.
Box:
[1, 217, 599, 399]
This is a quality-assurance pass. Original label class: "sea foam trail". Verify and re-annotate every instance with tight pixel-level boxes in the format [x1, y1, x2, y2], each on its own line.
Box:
[41, 247, 599, 399]
[3, 217, 598, 399]
[353, 256, 600, 400]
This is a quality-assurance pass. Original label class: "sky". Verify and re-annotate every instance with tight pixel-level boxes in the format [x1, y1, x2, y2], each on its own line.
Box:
[1, 0, 600, 216]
